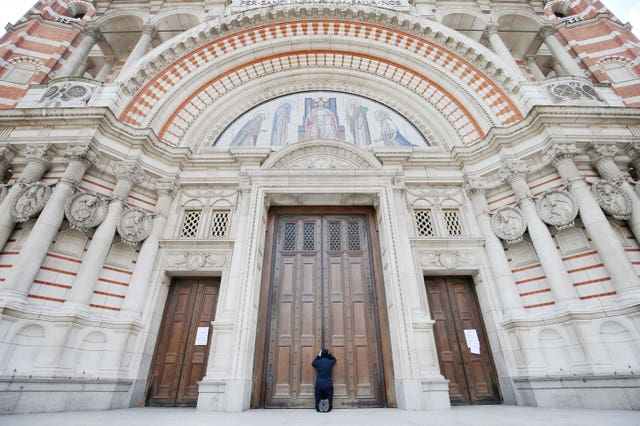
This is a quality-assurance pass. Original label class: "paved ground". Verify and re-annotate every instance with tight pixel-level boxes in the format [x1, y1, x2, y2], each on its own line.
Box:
[1, 406, 639, 426]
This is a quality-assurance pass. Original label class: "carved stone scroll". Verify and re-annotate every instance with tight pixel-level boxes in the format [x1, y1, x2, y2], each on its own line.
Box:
[491, 206, 527, 244]
[536, 190, 578, 230]
[64, 192, 108, 232]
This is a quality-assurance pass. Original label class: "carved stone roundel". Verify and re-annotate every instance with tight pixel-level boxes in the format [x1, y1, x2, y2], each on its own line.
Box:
[592, 180, 632, 220]
[491, 206, 527, 244]
[65, 192, 108, 232]
[11, 182, 52, 223]
[536, 190, 578, 230]
[117, 208, 153, 245]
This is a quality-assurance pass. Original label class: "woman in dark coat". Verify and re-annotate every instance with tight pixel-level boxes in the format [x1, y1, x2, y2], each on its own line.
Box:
[312, 349, 337, 412]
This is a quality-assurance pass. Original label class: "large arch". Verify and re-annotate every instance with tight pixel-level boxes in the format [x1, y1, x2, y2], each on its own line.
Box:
[116, 6, 525, 147]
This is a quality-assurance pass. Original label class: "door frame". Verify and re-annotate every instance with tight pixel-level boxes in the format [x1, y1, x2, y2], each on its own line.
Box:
[143, 277, 220, 407]
[424, 275, 502, 405]
[250, 206, 396, 408]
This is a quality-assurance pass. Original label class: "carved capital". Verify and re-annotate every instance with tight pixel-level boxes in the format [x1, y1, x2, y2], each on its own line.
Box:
[65, 145, 97, 168]
[537, 25, 558, 40]
[142, 25, 157, 37]
[586, 144, 617, 164]
[483, 24, 499, 38]
[0, 144, 16, 169]
[498, 161, 529, 183]
[113, 162, 144, 185]
[545, 144, 579, 166]
[626, 143, 640, 161]
[24, 144, 53, 164]
[463, 177, 489, 195]
[156, 179, 180, 197]
[81, 26, 101, 41]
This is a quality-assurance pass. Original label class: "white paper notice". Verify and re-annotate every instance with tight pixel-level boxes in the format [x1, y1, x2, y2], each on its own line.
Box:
[195, 327, 209, 346]
[464, 329, 480, 354]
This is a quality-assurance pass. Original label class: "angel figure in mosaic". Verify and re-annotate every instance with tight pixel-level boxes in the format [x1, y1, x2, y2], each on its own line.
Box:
[230, 111, 268, 147]
[374, 110, 415, 147]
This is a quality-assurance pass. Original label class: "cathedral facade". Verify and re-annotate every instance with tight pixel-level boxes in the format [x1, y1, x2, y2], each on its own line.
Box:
[0, 0, 639, 414]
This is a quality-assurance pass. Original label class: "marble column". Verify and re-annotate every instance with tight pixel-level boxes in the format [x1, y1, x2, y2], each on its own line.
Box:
[57, 28, 100, 78]
[121, 179, 178, 316]
[121, 25, 156, 73]
[2, 146, 95, 299]
[538, 26, 583, 77]
[0, 144, 52, 252]
[525, 56, 545, 81]
[95, 58, 114, 82]
[499, 162, 578, 307]
[549, 145, 640, 301]
[587, 144, 640, 243]
[64, 163, 144, 312]
[466, 181, 523, 316]
[484, 25, 524, 77]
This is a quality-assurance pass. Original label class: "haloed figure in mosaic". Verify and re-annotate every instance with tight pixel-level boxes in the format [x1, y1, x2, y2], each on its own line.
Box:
[231, 111, 268, 146]
[304, 97, 340, 140]
[346, 100, 372, 146]
[312, 349, 337, 412]
[374, 110, 415, 146]
[270, 101, 292, 146]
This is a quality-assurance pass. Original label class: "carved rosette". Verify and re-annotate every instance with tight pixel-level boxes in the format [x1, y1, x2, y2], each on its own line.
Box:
[40, 79, 99, 107]
[117, 208, 153, 245]
[10, 182, 52, 222]
[490, 206, 527, 244]
[592, 180, 632, 220]
[64, 192, 108, 232]
[536, 190, 578, 230]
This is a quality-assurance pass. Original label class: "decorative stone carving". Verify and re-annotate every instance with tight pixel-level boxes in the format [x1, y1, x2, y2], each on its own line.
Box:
[544, 78, 601, 103]
[491, 207, 527, 244]
[0, 183, 9, 204]
[166, 252, 228, 270]
[592, 180, 632, 220]
[11, 182, 52, 222]
[536, 190, 578, 230]
[64, 192, 108, 232]
[418, 250, 476, 269]
[117, 208, 153, 245]
[262, 141, 381, 170]
[39, 78, 99, 107]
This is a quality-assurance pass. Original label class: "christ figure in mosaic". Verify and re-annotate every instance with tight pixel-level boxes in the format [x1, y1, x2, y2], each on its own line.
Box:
[303, 98, 340, 140]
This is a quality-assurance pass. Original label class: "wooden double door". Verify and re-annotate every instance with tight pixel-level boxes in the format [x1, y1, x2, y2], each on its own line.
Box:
[425, 276, 500, 405]
[252, 209, 395, 408]
[146, 278, 220, 407]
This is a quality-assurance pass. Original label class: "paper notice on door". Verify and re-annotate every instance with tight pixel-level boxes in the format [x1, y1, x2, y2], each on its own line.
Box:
[195, 327, 209, 346]
[464, 329, 480, 354]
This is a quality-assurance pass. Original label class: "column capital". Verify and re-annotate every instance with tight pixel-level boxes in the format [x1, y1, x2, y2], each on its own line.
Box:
[545, 144, 579, 166]
[483, 24, 499, 37]
[625, 143, 640, 161]
[113, 162, 144, 185]
[65, 145, 97, 168]
[0, 144, 16, 171]
[81, 25, 101, 41]
[498, 161, 529, 183]
[156, 178, 179, 197]
[142, 25, 157, 37]
[586, 143, 617, 163]
[463, 177, 489, 196]
[537, 25, 558, 40]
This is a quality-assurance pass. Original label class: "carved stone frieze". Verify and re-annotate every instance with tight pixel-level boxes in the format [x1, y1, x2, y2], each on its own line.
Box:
[491, 206, 527, 244]
[592, 180, 632, 220]
[64, 192, 108, 232]
[117, 208, 154, 245]
[165, 252, 228, 270]
[39, 79, 99, 107]
[536, 190, 578, 230]
[263, 142, 381, 170]
[417, 250, 477, 269]
[11, 182, 52, 222]
[543, 77, 602, 103]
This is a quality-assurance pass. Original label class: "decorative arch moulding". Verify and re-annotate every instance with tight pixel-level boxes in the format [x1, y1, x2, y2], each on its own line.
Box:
[118, 18, 524, 146]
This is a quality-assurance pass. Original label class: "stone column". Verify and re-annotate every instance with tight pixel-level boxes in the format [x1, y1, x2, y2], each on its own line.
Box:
[549, 145, 640, 302]
[588, 144, 640, 243]
[539, 26, 583, 77]
[466, 181, 523, 316]
[57, 28, 100, 78]
[499, 162, 578, 307]
[550, 58, 567, 77]
[1, 146, 95, 300]
[0, 144, 16, 181]
[626, 143, 640, 174]
[95, 58, 114, 82]
[64, 163, 144, 312]
[484, 25, 523, 77]
[121, 179, 178, 316]
[525, 56, 545, 81]
[0, 145, 52, 252]
[121, 25, 156, 73]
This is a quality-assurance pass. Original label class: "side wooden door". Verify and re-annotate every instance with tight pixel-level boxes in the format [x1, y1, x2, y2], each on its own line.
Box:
[425, 276, 500, 405]
[147, 278, 220, 407]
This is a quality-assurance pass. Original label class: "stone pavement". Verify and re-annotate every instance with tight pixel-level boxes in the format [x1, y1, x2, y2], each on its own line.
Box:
[1, 406, 639, 426]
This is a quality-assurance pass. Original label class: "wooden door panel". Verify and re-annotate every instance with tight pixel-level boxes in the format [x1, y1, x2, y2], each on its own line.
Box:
[425, 276, 500, 406]
[147, 279, 219, 407]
